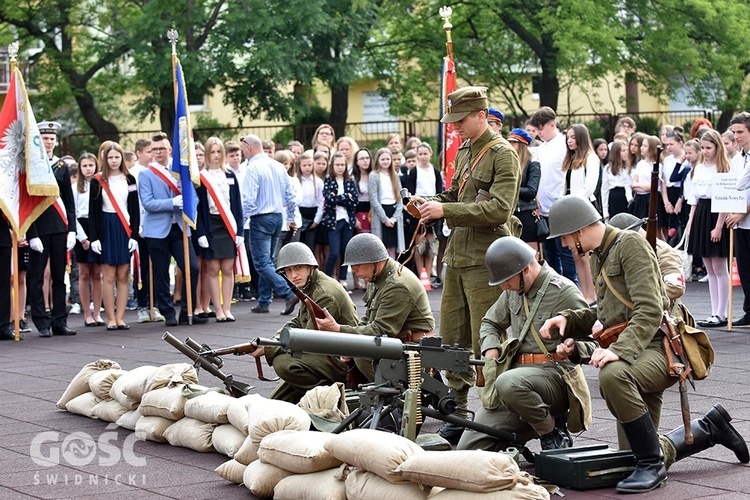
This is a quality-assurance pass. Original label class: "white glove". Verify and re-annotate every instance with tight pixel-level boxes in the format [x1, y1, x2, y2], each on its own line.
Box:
[172, 195, 183, 208]
[66, 231, 76, 251]
[198, 236, 209, 248]
[128, 238, 138, 253]
[29, 237, 44, 253]
[236, 235, 244, 246]
[91, 240, 102, 254]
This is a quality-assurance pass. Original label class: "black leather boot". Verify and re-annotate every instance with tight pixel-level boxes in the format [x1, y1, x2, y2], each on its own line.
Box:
[616, 412, 667, 493]
[665, 404, 749, 464]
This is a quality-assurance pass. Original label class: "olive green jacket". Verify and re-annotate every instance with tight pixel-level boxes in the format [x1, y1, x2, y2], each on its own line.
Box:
[562, 226, 668, 364]
[339, 258, 435, 338]
[266, 269, 359, 365]
[431, 128, 521, 268]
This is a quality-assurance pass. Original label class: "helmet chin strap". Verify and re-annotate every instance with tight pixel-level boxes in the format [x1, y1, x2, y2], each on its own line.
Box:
[573, 233, 586, 256]
[518, 273, 526, 296]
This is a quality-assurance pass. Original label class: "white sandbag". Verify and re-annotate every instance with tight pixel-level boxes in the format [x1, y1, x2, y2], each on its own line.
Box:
[183, 390, 233, 424]
[429, 481, 550, 500]
[212, 424, 246, 458]
[247, 397, 312, 444]
[324, 429, 423, 484]
[346, 468, 432, 500]
[144, 363, 198, 393]
[65, 392, 103, 418]
[111, 365, 159, 409]
[135, 415, 174, 443]
[88, 369, 125, 400]
[139, 385, 187, 420]
[115, 409, 142, 431]
[163, 417, 216, 452]
[274, 467, 346, 500]
[234, 435, 260, 465]
[56, 359, 121, 409]
[214, 459, 247, 484]
[243, 459, 293, 498]
[259, 430, 341, 473]
[91, 399, 129, 423]
[227, 394, 262, 433]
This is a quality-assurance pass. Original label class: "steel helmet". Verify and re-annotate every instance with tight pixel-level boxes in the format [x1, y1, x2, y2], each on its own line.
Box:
[547, 195, 602, 239]
[343, 233, 389, 266]
[608, 213, 646, 232]
[275, 242, 318, 271]
[485, 236, 536, 285]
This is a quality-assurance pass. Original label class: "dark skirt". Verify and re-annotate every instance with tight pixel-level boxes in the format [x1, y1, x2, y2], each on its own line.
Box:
[658, 186, 683, 230]
[381, 204, 398, 248]
[207, 214, 236, 260]
[101, 212, 130, 266]
[688, 198, 730, 259]
[315, 223, 329, 246]
[517, 209, 539, 243]
[74, 218, 99, 264]
[630, 193, 649, 219]
[608, 187, 629, 219]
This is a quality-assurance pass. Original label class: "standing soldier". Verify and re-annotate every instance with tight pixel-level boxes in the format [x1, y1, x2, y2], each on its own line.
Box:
[412, 86, 521, 443]
[27, 122, 77, 337]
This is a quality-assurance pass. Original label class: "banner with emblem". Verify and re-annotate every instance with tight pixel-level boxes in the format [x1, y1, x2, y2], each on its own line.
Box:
[172, 58, 200, 229]
[441, 57, 459, 188]
[0, 67, 59, 236]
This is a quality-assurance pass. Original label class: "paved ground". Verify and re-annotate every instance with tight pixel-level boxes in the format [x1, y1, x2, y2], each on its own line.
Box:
[0, 279, 749, 499]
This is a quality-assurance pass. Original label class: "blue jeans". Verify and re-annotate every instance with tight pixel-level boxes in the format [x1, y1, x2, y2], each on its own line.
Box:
[326, 219, 353, 280]
[249, 213, 292, 307]
[543, 227, 578, 283]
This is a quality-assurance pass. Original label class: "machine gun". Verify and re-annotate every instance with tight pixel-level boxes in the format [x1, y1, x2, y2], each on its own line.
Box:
[257, 327, 533, 461]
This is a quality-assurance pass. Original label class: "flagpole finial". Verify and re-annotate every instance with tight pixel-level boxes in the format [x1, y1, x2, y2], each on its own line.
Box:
[8, 42, 19, 61]
[167, 29, 178, 55]
[439, 6, 453, 31]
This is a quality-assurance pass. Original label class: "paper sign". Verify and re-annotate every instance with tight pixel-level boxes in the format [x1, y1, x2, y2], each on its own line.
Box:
[712, 173, 747, 213]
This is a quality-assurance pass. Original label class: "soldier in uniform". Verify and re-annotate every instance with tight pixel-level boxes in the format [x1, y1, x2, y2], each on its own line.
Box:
[412, 86, 520, 442]
[457, 237, 590, 452]
[317, 233, 435, 381]
[27, 121, 77, 337]
[249, 243, 359, 403]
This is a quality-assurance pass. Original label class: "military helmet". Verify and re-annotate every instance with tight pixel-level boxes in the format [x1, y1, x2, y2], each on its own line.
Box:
[275, 242, 318, 271]
[547, 195, 602, 239]
[343, 233, 389, 266]
[485, 236, 536, 285]
[608, 212, 646, 232]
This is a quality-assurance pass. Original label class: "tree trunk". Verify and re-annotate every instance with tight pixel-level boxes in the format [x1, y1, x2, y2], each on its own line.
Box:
[329, 82, 349, 138]
[538, 59, 560, 111]
[73, 90, 120, 143]
[160, 86, 175, 139]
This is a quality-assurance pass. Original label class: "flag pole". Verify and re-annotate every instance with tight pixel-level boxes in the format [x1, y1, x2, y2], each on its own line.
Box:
[168, 29, 193, 325]
[9, 42, 20, 341]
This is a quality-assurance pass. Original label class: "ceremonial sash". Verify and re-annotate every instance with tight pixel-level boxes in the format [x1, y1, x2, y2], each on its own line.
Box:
[53, 197, 68, 227]
[200, 170, 250, 282]
[148, 165, 181, 196]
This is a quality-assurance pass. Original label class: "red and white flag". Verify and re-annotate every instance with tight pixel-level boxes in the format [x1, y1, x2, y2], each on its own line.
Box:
[441, 57, 460, 188]
[0, 67, 59, 236]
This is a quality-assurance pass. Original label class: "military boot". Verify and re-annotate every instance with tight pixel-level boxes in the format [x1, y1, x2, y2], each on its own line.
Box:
[616, 412, 667, 493]
[665, 404, 749, 464]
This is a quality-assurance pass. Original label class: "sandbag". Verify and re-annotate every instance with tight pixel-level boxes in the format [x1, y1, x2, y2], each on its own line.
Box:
[56, 359, 121, 409]
[183, 390, 233, 424]
[234, 435, 260, 465]
[91, 399, 129, 423]
[163, 417, 216, 452]
[324, 429, 423, 484]
[116, 409, 142, 431]
[243, 459, 294, 498]
[396, 450, 520, 493]
[274, 467, 346, 500]
[227, 394, 261, 433]
[214, 458, 247, 484]
[346, 468, 431, 500]
[111, 365, 159, 409]
[139, 385, 187, 420]
[65, 392, 103, 418]
[135, 415, 174, 443]
[88, 369, 125, 400]
[144, 363, 199, 393]
[259, 430, 341, 473]
[247, 397, 312, 445]
[429, 480, 549, 500]
[212, 424, 246, 458]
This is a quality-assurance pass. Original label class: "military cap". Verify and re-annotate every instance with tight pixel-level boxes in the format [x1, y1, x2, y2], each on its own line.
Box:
[38, 121, 62, 135]
[487, 107, 505, 123]
[507, 128, 533, 146]
[441, 86, 489, 124]
[609, 212, 646, 232]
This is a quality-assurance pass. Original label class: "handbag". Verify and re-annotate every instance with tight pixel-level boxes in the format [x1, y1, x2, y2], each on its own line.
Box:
[534, 209, 549, 241]
[674, 230, 692, 279]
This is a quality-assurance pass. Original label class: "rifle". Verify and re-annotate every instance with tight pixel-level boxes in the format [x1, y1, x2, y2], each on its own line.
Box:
[276, 269, 326, 329]
[198, 342, 279, 382]
[645, 145, 663, 250]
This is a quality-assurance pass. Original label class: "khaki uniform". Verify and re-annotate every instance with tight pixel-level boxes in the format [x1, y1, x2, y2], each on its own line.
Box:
[458, 264, 589, 451]
[339, 258, 434, 380]
[265, 269, 359, 403]
[431, 127, 521, 395]
[563, 226, 676, 431]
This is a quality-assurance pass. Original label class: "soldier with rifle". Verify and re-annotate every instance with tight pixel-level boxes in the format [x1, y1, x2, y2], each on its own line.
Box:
[457, 236, 591, 453]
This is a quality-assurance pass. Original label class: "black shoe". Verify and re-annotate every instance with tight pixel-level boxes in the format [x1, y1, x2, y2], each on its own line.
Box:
[0, 328, 17, 340]
[732, 315, 750, 328]
[179, 315, 209, 325]
[165, 317, 178, 327]
[241, 288, 258, 301]
[52, 326, 77, 336]
[666, 404, 749, 464]
[437, 422, 465, 445]
[281, 295, 299, 315]
[251, 305, 270, 313]
[39, 328, 52, 338]
[615, 412, 667, 493]
[19, 319, 31, 333]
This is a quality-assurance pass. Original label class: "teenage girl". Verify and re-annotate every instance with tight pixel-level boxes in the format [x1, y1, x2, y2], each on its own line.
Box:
[369, 148, 404, 258]
[321, 153, 358, 289]
[335, 137, 359, 170]
[192, 142, 212, 319]
[297, 152, 324, 253]
[351, 148, 372, 289]
[88, 143, 139, 330]
[407, 142, 444, 280]
[631, 135, 661, 219]
[74, 153, 103, 327]
[686, 130, 730, 327]
[660, 129, 686, 241]
[601, 141, 632, 220]
[274, 149, 302, 256]
[312, 152, 330, 267]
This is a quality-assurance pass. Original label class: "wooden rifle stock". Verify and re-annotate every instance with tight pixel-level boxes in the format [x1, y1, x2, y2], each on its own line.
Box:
[200, 342, 279, 382]
[646, 145, 664, 251]
[277, 270, 326, 328]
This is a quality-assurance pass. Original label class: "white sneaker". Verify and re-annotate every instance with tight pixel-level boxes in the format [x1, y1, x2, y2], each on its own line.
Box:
[698, 275, 709, 283]
[69, 303, 81, 315]
[137, 308, 151, 323]
[154, 309, 166, 322]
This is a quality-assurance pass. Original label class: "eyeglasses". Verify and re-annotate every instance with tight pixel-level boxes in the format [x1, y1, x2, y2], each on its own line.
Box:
[317, 130, 332, 136]
[620, 123, 635, 129]
[151, 147, 167, 152]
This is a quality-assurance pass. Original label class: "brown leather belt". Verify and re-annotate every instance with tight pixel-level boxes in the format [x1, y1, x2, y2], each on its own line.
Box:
[398, 329, 433, 343]
[513, 352, 564, 365]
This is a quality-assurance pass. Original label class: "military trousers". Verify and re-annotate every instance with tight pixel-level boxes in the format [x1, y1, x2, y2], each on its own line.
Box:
[269, 353, 346, 404]
[457, 364, 569, 452]
[440, 264, 501, 392]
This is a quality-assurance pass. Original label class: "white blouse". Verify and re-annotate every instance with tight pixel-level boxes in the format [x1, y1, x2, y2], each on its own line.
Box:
[205, 168, 230, 216]
[102, 174, 130, 225]
[563, 152, 600, 202]
[379, 173, 396, 205]
[687, 163, 718, 204]
[299, 174, 324, 224]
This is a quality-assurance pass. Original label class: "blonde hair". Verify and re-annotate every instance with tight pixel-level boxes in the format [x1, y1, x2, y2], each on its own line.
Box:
[204, 136, 228, 172]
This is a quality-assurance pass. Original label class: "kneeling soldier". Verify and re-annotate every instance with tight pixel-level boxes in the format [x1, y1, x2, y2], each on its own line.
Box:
[250, 243, 358, 403]
[458, 236, 591, 452]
